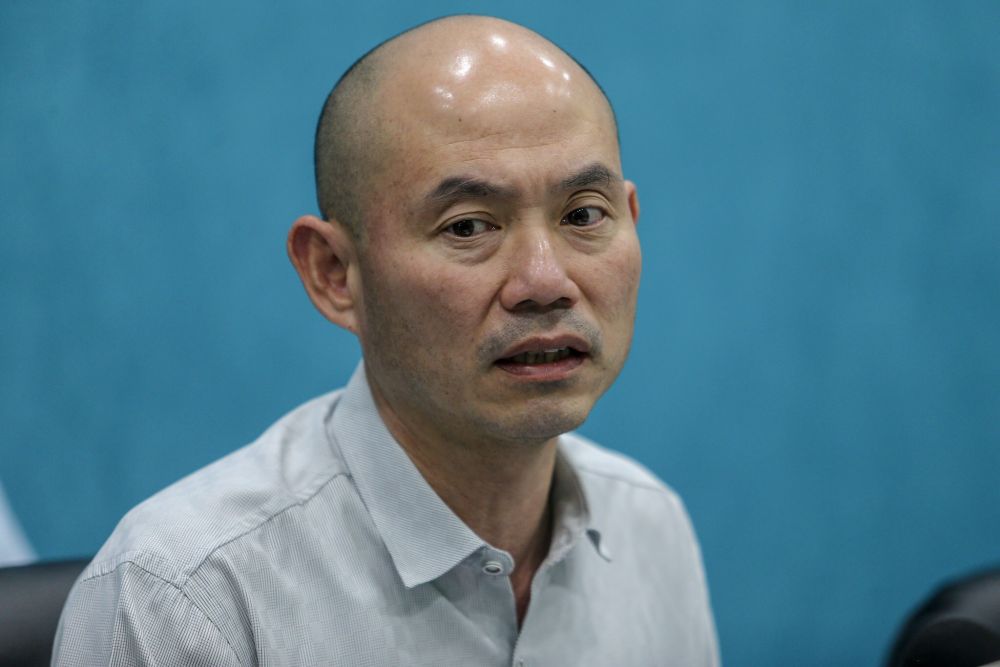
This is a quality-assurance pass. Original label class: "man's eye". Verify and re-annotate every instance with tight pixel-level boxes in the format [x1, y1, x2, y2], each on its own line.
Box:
[563, 206, 606, 227]
[446, 219, 495, 238]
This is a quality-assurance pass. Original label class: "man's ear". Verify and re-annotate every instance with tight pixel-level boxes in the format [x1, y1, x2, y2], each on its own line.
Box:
[625, 180, 640, 226]
[287, 215, 361, 333]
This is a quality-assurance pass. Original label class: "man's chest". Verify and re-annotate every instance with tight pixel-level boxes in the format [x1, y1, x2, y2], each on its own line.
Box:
[217, 550, 709, 667]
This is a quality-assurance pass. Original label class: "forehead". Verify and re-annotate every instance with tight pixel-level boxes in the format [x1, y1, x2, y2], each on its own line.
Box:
[372, 59, 620, 208]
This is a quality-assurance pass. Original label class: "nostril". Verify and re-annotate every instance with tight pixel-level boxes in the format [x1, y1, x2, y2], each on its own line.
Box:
[512, 296, 573, 313]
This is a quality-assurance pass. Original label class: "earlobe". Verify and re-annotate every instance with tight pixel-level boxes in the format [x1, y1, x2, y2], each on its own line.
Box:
[625, 180, 640, 226]
[287, 215, 360, 333]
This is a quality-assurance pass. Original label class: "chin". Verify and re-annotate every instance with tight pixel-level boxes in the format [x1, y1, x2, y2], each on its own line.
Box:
[488, 403, 591, 443]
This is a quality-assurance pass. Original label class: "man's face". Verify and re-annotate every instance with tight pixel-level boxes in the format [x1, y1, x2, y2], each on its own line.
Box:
[352, 43, 641, 447]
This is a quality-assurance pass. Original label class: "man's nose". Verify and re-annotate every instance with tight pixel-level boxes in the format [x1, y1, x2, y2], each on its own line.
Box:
[498, 227, 581, 312]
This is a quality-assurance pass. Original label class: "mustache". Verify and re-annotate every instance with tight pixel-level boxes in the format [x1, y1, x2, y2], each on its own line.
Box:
[479, 311, 603, 362]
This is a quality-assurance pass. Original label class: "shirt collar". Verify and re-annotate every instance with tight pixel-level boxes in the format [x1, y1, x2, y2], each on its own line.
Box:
[326, 363, 608, 588]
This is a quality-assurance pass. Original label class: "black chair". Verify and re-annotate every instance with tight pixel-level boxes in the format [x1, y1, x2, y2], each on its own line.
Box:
[0, 559, 90, 666]
[887, 567, 1000, 667]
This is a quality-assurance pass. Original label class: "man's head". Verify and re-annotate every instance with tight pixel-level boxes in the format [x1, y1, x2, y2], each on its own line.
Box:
[289, 15, 641, 447]
[312, 16, 620, 240]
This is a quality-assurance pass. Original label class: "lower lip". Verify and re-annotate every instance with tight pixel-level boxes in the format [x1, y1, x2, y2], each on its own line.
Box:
[494, 354, 586, 380]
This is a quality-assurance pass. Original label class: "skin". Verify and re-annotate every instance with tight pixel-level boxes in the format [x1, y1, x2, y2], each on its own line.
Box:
[288, 16, 641, 626]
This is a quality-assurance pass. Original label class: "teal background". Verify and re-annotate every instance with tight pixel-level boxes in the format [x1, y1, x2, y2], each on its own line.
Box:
[2, 2, 998, 664]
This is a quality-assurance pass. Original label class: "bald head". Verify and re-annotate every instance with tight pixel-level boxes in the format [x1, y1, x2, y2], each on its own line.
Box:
[314, 15, 618, 238]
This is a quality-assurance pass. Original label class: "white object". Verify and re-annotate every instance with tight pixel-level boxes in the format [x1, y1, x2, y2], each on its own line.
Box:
[0, 479, 35, 566]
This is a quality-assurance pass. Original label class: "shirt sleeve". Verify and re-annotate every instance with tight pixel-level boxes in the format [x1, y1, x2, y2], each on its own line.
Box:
[52, 560, 243, 667]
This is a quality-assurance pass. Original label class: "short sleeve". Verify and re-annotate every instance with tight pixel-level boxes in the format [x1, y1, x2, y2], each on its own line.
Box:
[52, 561, 242, 667]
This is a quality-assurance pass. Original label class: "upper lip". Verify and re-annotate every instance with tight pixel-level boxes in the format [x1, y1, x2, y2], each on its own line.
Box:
[495, 334, 591, 361]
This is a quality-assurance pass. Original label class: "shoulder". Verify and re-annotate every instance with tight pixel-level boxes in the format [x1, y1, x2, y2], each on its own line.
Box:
[559, 433, 719, 666]
[81, 389, 349, 588]
[559, 431, 694, 537]
[56, 389, 356, 664]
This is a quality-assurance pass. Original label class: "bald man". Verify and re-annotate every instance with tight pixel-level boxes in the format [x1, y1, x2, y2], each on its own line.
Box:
[54, 16, 718, 666]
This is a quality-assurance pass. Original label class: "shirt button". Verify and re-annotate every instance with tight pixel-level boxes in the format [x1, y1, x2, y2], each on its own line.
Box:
[482, 560, 504, 575]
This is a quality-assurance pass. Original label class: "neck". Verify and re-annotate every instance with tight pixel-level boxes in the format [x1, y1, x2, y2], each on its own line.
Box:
[369, 381, 557, 624]
[406, 428, 557, 561]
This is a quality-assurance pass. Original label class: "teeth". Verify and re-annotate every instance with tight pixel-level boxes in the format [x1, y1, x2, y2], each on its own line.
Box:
[509, 347, 573, 364]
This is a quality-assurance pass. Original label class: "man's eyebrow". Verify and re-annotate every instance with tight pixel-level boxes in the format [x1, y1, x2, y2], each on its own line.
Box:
[425, 177, 518, 206]
[557, 163, 621, 191]
[423, 163, 621, 209]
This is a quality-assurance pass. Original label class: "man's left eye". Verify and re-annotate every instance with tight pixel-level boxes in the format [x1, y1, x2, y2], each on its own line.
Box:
[563, 206, 606, 227]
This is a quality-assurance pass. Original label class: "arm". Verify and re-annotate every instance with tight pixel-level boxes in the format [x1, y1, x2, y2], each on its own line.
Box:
[52, 560, 243, 667]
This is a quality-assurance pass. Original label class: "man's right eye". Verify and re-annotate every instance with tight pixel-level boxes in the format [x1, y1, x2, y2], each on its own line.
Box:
[446, 219, 495, 238]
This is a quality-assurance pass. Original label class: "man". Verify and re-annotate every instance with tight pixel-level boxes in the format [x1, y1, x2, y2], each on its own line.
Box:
[54, 15, 718, 665]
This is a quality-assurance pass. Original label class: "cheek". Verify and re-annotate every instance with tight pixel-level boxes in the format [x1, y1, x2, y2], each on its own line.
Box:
[363, 254, 486, 340]
[592, 236, 642, 316]
[619, 241, 643, 301]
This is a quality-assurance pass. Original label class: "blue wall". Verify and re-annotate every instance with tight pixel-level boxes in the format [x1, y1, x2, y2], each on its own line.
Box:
[2, 2, 997, 664]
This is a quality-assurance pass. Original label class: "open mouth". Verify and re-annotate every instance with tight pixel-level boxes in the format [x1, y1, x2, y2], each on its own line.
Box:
[494, 346, 587, 376]
[501, 347, 580, 365]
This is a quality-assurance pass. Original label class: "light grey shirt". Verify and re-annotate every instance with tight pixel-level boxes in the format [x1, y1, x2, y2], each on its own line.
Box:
[54, 364, 718, 666]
